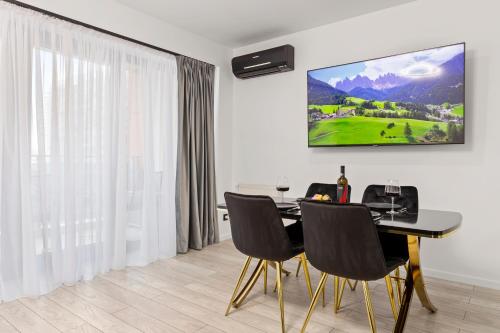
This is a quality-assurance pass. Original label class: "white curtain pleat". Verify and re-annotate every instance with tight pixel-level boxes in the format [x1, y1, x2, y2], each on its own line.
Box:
[0, 2, 178, 301]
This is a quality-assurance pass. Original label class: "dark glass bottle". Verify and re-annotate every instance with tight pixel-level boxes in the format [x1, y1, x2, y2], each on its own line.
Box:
[337, 165, 349, 203]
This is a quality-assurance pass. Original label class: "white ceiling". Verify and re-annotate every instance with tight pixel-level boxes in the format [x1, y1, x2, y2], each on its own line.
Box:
[115, 0, 414, 47]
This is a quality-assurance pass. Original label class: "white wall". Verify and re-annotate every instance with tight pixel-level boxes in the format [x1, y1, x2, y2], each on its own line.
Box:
[232, 0, 500, 288]
[20, 0, 500, 286]
[20, 0, 234, 239]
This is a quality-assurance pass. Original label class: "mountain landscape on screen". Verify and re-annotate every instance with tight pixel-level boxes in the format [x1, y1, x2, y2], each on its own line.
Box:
[308, 43, 465, 146]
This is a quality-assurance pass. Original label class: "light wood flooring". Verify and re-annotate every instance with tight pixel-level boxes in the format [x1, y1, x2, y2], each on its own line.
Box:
[0, 240, 499, 333]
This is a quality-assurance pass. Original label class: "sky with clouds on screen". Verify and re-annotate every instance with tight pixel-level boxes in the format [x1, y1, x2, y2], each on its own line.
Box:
[309, 43, 464, 87]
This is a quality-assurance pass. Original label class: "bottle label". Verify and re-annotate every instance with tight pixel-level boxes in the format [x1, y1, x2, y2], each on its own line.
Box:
[337, 185, 348, 203]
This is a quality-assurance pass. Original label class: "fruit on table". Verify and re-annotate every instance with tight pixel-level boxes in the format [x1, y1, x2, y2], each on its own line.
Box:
[312, 194, 331, 201]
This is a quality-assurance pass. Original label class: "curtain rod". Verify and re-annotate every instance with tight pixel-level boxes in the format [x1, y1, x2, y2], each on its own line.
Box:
[2, 0, 214, 66]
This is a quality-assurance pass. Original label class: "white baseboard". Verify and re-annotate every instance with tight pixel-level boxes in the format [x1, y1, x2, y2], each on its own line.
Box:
[424, 267, 500, 290]
[219, 232, 232, 241]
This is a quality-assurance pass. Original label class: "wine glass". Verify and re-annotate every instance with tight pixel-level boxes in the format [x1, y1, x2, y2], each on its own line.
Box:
[276, 176, 290, 203]
[385, 179, 401, 215]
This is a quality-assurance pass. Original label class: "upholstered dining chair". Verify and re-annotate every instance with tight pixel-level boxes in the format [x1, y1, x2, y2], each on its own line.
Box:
[362, 185, 417, 302]
[300, 201, 406, 333]
[298, 183, 352, 274]
[224, 192, 314, 333]
[297, 183, 356, 296]
[362, 184, 418, 213]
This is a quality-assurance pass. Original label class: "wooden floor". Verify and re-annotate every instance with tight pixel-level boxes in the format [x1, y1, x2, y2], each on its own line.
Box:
[0, 240, 499, 333]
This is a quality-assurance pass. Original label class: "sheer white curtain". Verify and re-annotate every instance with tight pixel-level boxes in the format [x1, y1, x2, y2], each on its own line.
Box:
[0, 3, 177, 301]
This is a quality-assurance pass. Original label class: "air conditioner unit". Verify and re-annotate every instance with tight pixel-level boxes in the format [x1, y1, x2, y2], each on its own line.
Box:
[232, 45, 294, 79]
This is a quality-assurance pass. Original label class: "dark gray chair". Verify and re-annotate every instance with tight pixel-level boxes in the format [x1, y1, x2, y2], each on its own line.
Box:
[224, 192, 313, 333]
[299, 201, 406, 333]
[362, 184, 418, 213]
[298, 183, 356, 296]
[297, 183, 352, 274]
[362, 185, 418, 302]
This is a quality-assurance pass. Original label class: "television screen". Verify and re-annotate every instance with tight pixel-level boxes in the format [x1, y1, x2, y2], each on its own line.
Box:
[307, 43, 465, 147]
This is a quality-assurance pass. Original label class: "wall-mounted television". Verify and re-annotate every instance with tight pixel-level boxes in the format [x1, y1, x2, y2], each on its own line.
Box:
[307, 43, 465, 147]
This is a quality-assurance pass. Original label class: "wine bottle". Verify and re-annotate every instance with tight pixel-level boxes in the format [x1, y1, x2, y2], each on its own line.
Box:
[337, 165, 349, 203]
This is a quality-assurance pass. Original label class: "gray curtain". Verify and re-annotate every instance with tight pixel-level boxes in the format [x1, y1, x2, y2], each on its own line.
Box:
[175, 56, 219, 253]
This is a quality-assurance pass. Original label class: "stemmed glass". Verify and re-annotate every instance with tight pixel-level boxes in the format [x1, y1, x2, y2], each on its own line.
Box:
[276, 176, 290, 203]
[385, 179, 401, 215]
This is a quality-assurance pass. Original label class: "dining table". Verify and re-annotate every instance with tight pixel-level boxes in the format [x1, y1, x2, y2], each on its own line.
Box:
[217, 198, 462, 333]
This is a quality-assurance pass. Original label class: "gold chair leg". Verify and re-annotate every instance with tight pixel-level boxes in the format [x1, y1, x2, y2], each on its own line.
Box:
[394, 267, 403, 304]
[225, 256, 252, 316]
[334, 276, 339, 314]
[362, 281, 377, 333]
[299, 253, 313, 299]
[276, 261, 285, 333]
[295, 260, 302, 277]
[385, 275, 398, 321]
[322, 275, 328, 307]
[270, 261, 291, 276]
[336, 278, 347, 312]
[233, 259, 264, 307]
[347, 279, 358, 291]
[274, 268, 280, 293]
[264, 260, 268, 294]
[301, 272, 328, 333]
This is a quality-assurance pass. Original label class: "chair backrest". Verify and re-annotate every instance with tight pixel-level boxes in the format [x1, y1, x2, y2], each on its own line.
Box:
[224, 192, 295, 261]
[300, 201, 389, 281]
[362, 185, 415, 260]
[305, 183, 352, 203]
[362, 185, 418, 213]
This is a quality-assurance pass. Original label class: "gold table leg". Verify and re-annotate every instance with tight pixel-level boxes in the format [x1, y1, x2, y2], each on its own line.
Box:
[393, 265, 414, 333]
[393, 235, 436, 333]
[408, 236, 437, 313]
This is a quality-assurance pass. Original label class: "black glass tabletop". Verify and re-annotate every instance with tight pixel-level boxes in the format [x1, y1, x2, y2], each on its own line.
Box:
[275, 202, 298, 210]
[376, 209, 462, 238]
[217, 198, 462, 239]
[365, 202, 402, 210]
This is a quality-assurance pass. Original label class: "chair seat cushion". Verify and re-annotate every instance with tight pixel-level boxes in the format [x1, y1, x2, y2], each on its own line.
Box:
[379, 232, 410, 262]
[385, 256, 406, 272]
